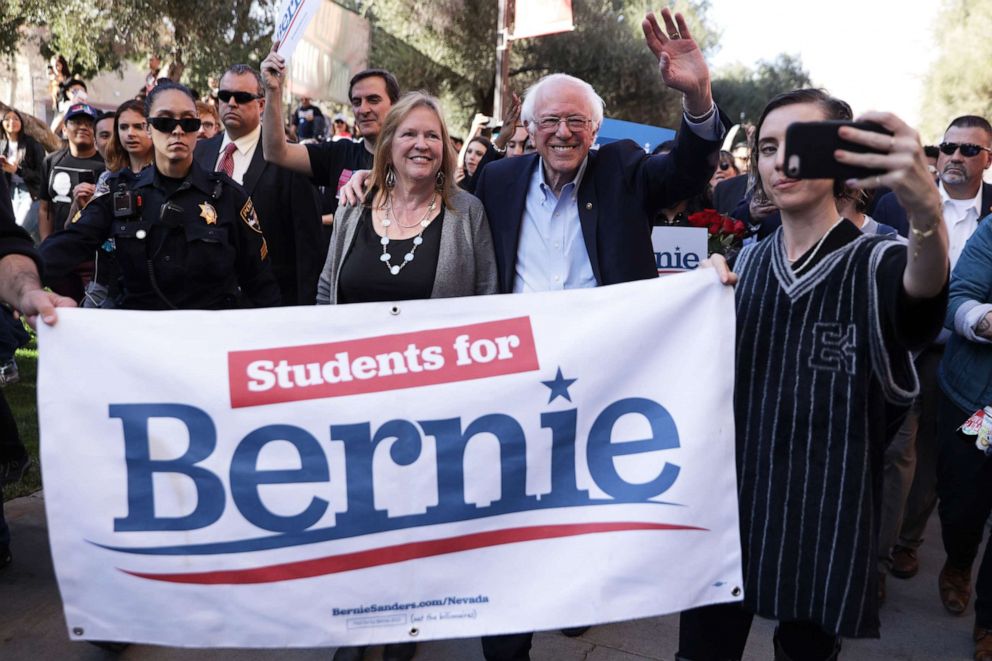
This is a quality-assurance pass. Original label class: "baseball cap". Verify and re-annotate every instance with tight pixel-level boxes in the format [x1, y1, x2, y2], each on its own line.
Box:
[333, 113, 347, 123]
[65, 103, 98, 122]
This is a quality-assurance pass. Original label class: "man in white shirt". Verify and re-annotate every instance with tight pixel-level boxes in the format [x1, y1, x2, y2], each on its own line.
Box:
[194, 64, 322, 306]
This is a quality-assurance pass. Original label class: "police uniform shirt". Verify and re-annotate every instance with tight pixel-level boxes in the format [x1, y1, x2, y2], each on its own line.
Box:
[40, 162, 281, 310]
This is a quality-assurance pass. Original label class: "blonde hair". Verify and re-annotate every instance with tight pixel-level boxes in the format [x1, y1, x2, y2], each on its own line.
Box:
[365, 91, 457, 209]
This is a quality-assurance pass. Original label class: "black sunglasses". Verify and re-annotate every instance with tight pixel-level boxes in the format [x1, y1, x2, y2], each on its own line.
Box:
[718, 161, 732, 170]
[149, 116, 202, 133]
[939, 142, 992, 157]
[218, 90, 262, 104]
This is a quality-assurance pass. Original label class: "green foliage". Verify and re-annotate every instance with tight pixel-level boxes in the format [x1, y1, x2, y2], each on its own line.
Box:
[367, 0, 718, 133]
[3, 0, 277, 94]
[4, 345, 40, 500]
[919, 0, 992, 142]
[711, 53, 813, 128]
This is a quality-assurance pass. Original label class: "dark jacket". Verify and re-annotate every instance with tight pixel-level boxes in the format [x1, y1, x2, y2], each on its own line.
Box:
[474, 118, 721, 293]
[195, 132, 323, 306]
[40, 162, 280, 310]
[1, 134, 47, 198]
[713, 173, 749, 215]
[0, 173, 38, 268]
[874, 184, 992, 237]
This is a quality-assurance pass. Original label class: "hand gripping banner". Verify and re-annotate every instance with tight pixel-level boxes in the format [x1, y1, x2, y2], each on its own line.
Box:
[38, 270, 743, 648]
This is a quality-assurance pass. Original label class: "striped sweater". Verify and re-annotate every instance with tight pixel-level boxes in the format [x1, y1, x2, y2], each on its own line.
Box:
[733, 227, 918, 637]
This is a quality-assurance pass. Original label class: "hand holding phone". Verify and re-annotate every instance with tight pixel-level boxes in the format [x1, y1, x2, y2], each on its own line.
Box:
[784, 120, 893, 180]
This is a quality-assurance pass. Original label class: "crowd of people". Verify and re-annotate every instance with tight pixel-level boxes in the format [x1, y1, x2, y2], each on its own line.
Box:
[0, 7, 990, 661]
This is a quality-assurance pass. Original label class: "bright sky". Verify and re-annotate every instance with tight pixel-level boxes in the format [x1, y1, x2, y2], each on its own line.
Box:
[707, 0, 938, 130]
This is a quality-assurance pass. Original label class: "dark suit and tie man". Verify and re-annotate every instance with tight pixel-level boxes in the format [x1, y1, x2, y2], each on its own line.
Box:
[470, 9, 725, 660]
[473, 9, 723, 298]
[194, 64, 323, 306]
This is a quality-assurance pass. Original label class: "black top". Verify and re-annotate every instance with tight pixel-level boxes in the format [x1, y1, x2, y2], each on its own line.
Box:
[305, 140, 373, 217]
[39, 148, 105, 228]
[338, 207, 444, 304]
[792, 219, 946, 349]
[40, 163, 280, 310]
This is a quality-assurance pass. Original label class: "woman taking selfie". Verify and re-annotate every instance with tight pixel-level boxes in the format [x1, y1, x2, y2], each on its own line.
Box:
[680, 89, 949, 660]
[40, 81, 279, 310]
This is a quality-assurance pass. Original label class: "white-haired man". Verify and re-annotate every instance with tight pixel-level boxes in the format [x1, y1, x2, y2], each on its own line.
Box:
[474, 10, 723, 299]
[472, 10, 725, 660]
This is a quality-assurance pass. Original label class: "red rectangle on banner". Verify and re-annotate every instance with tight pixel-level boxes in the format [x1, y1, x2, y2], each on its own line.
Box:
[228, 317, 540, 408]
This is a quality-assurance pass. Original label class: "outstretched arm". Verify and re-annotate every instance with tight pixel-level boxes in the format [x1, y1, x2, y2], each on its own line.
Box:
[641, 9, 713, 116]
[260, 44, 314, 177]
[838, 112, 948, 300]
[0, 254, 75, 327]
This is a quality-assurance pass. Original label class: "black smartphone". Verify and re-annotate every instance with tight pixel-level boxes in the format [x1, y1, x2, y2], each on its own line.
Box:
[78, 170, 95, 185]
[784, 120, 893, 180]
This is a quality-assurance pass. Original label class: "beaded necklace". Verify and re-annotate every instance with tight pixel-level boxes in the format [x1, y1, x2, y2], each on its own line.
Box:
[378, 192, 438, 276]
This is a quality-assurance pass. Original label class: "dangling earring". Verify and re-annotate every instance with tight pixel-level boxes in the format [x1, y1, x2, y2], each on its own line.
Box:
[385, 166, 396, 189]
[435, 170, 445, 191]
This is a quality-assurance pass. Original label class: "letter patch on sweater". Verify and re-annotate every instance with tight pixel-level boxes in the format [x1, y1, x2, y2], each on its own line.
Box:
[808, 322, 857, 375]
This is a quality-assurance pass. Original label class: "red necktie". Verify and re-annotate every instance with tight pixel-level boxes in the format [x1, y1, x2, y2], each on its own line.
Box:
[218, 142, 237, 177]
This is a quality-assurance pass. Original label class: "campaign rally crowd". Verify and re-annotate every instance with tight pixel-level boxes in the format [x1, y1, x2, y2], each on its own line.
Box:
[1, 7, 991, 661]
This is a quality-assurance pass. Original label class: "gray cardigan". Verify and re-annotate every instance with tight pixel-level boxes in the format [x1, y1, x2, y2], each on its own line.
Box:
[316, 188, 498, 304]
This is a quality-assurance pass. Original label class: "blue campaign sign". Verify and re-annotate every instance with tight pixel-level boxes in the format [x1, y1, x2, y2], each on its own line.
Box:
[596, 117, 677, 153]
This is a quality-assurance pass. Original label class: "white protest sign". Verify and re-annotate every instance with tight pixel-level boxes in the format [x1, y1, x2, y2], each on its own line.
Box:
[39, 271, 742, 648]
[273, 0, 322, 58]
[651, 226, 708, 275]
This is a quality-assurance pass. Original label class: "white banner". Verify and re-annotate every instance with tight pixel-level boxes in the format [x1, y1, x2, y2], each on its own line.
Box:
[273, 0, 322, 58]
[38, 271, 742, 648]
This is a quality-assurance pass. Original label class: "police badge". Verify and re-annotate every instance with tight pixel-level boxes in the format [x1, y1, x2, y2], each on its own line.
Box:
[199, 202, 218, 225]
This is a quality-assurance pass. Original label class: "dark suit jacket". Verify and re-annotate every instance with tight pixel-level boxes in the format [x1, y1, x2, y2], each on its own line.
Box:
[874, 183, 992, 238]
[0, 172, 39, 268]
[474, 119, 721, 293]
[195, 133, 322, 305]
[713, 173, 749, 215]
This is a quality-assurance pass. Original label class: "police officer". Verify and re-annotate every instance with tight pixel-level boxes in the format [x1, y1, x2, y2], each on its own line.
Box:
[41, 81, 280, 310]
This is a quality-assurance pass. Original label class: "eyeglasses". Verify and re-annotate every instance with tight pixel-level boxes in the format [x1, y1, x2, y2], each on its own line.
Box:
[939, 142, 992, 157]
[718, 161, 732, 170]
[149, 117, 202, 133]
[218, 90, 262, 104]
[535, 116, 593, 133]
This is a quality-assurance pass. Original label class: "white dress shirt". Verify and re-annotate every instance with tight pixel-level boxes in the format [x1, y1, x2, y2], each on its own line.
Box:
[513, 110, 724, 293]
[939, 181, 985, 270]
[216, 125, 261, 186]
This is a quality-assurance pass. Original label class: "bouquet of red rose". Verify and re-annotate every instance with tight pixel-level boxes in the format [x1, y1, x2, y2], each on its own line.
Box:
[687, 208, 748, 258]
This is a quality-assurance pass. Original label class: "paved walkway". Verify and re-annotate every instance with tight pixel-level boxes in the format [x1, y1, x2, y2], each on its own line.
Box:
[0, 491, 977, 659]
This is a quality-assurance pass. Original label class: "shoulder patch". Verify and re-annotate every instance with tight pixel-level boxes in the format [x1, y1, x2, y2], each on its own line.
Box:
[240, 199, 263, 234]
